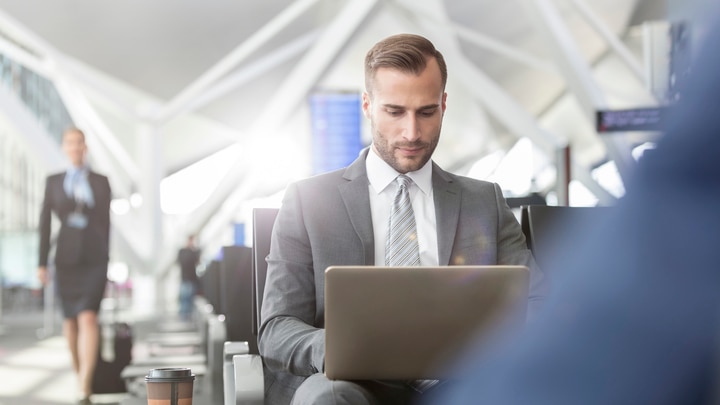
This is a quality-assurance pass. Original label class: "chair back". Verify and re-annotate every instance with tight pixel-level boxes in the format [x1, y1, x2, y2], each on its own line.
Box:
[521, 205, 613, 279]
[221, 246, 255, 351]
[251, 207, 280, 336]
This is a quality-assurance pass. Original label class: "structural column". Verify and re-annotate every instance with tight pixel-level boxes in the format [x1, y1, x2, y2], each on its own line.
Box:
[133, 121, 165, 315]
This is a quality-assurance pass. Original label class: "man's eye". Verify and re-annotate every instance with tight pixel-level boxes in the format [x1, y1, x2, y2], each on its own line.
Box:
[387, 110, 403, 116]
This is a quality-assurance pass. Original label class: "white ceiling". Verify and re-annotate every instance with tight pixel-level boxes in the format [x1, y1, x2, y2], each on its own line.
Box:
[0, 0, 670, 272]
[0, 0, 655, 169]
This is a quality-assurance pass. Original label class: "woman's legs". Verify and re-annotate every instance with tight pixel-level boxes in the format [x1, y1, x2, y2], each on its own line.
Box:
[56, 262, 107, 400]
[63, 317, 80, 374]
[76, 310, 100, 398]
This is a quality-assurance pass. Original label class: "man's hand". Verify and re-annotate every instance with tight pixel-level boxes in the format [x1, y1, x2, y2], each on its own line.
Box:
[37, 266, 50, 286]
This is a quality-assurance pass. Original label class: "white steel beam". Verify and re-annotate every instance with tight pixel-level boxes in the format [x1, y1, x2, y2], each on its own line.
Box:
[572, 160, 615, 203]
[0, 85, 65, 174]
[135, 122, 164, 269]
[394, 3, 558, 75]
[393, 0, 615, 205]
[247, 0, 380, 136]
[0, 7, 154, 275]
[568, 0, 647, 82]
[59, 57, 144, 122]
[154, 167, 286, 280]
[0, 7, 140, 190]
[53, 73, 139, 189]
[152, 0, 321, 125]
[527, 0, 636, 183]
[394, 0, 565, 150]
[0, 36, 51, 79]
[452, 22, 558, 75]
[177, 0, 382, 259]
[0, 8, 59, 62]
[187, 28, 321, 114]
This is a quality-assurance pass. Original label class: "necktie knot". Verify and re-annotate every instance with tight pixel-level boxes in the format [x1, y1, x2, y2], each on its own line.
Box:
[396, 174, 412, 190]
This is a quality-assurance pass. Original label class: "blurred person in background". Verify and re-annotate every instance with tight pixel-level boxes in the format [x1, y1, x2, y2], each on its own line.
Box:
[423, 10, 720, 405]
[38, 128, 111, 404]
[177, 234, 201, 321]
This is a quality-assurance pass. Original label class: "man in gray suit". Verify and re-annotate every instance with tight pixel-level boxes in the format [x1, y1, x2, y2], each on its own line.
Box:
[258, 33, 546, 405]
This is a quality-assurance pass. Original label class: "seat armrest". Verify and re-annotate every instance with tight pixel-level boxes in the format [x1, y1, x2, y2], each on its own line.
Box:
[232, 354, 264, 405]
[225, 341, 250, 358]
[223, 341, 250, 405]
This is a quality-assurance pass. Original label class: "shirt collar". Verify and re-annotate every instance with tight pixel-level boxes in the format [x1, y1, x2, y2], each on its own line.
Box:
[67, 165, 88, 176]
[366, 146, 432, 195]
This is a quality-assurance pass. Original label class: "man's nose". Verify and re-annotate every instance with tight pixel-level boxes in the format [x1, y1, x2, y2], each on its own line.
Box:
[402, 115, 421, 141]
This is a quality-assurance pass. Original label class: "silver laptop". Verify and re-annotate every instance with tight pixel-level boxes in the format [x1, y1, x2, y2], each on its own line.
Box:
[324, 265, 529, 380]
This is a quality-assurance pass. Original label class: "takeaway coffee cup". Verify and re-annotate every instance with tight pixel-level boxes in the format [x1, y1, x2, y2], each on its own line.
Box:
[145, 367, 195, 405]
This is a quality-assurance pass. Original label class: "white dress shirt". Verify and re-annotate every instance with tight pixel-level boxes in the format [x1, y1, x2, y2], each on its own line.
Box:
[365, 147, 439, 266]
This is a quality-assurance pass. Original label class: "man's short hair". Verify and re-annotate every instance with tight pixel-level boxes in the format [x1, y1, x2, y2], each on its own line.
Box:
[364, 33, 447, 95]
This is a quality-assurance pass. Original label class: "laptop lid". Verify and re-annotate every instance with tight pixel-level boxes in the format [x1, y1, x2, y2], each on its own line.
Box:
[324, 265, 529, 380]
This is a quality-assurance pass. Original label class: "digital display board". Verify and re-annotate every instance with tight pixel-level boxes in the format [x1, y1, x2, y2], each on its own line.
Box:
[310, 92, 363, 175]
[596, 106, 669, 133]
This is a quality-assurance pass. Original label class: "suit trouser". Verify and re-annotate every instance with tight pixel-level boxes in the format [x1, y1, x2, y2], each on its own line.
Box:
[290, 373, 417, 405]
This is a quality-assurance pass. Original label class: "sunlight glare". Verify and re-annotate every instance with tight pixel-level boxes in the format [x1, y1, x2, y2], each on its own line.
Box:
[0, 366, 54, 396]
[160, 144, 242, 215]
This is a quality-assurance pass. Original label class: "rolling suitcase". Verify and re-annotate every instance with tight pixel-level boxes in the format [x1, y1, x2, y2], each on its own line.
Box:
[92, 282, 133, 394]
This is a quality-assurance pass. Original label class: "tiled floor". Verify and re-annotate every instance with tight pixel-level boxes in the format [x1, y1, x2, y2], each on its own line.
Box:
[0, 309, 129, 405]
[0, 298, 224, 405]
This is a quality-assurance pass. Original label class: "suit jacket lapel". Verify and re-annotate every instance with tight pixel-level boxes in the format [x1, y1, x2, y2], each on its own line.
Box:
[337, 151, 462, 266]
[432, 164, 461, 265]
[58, 173, 71, 199]
[79, 171, 101, 210]
[86, 172, 95, 201]
[339, 149, 375, 265]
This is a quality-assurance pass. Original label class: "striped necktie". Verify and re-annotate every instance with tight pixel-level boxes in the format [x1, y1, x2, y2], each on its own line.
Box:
[385, 176, 440, 393]
[385, 175, 420, 266]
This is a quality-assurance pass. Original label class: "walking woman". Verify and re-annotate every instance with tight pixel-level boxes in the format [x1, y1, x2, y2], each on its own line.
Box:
[37, 128, 112, 404]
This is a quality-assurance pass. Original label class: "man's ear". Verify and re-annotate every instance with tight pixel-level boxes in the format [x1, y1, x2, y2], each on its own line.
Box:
[361, 92, 371, 119]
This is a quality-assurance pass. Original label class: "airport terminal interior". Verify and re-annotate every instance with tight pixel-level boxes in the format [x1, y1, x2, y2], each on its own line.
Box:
[0, 0, 712, 403]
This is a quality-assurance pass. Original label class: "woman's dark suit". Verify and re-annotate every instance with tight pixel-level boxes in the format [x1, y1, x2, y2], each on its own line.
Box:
[38, 170, 112, 318]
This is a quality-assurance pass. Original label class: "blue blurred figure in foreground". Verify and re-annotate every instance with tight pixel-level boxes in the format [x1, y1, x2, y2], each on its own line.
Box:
[426, 12, 720, 405]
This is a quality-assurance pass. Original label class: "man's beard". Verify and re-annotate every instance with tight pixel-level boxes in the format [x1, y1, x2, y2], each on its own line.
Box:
[371, 124, 439, 174]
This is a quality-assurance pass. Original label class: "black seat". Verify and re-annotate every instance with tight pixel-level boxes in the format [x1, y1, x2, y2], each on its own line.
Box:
[521, 205, 614, 282]
[220, 245, 255, 353]
[251, 207, 280, 338]
[224, 207, 279, 405]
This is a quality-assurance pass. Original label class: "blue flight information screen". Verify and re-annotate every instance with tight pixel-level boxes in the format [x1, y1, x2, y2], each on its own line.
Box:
[310, 92, 363, 175]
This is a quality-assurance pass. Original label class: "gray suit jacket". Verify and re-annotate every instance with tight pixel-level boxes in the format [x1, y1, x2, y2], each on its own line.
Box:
[258, 149, 545, 404]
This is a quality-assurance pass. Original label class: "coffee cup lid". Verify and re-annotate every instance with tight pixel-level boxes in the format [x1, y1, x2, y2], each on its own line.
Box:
[145, 368, 195, 382]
